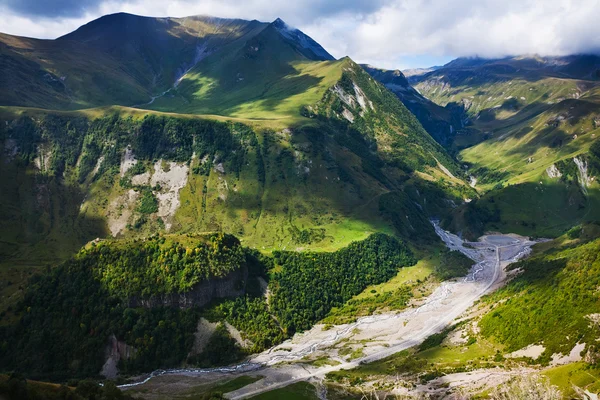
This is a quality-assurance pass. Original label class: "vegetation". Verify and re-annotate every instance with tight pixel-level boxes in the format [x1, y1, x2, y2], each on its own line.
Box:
[0, 232, 415, 380]
[270, 233, 415, 333]
[479, 234, 600, 359]
[434, 249, 472, 280]
[249, 382, 318, 400]
[89, 233, 245, 297]
[0, 374, 139, 400]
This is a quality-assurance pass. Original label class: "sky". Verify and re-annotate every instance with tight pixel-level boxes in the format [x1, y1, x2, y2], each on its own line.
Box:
[1, 0, 599, 70]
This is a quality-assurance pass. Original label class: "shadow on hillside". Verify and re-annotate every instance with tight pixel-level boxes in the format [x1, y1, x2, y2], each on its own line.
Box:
[155, 44, 326, 116]
[0, 163, 107, 266]
[447, 180, 600, 239]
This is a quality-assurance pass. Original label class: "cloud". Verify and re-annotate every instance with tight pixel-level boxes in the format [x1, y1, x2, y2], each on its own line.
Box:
[0, 0, 599, 69]
[3, 0, 103, 18]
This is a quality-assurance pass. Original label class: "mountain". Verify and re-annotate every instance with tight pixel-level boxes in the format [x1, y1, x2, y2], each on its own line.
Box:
[0, 32, 151, 109]
[406, 55, 600, 238]
[270, 18, 334, 61]
[362, 64, 469, 148]
[0, 13, 473, 383]
[145, 18, 341, 118]
[58, 13, 269, 95]
[2, 11, 600, 400]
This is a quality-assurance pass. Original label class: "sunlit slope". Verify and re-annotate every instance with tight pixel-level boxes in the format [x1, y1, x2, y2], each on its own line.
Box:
[145, 21, 343, 120]
[460, 86, 600, 189]
[59, 13, 269, 95]
[411, 56, 600, 238]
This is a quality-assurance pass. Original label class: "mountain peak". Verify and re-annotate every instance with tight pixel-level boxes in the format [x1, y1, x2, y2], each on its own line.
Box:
[272, 17, 287, 27]
[267, 18, 334, 61]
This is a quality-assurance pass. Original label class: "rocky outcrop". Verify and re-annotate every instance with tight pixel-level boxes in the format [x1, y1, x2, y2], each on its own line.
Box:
[100, 334, 137, 379]
[127, 266, 248, 309]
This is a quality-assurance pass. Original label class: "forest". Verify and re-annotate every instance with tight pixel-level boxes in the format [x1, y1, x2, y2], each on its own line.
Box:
[0, 231, 415, 381]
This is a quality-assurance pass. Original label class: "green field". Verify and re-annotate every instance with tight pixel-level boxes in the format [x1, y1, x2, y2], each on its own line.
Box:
[249, 382, 319, 400]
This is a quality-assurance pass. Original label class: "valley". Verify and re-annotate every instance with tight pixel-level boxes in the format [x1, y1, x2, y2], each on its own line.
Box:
[119, 222, 536, 399]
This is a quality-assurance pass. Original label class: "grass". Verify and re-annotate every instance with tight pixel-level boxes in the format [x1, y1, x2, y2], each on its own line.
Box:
[127, 375, 263, 399]
[306, 356, 342, 367]
[543, 362, 600, 398]
[322, 253, 437, 324]
[210, 376, 263, 395]
[417, 338, 498, 366]
[0, 33, 151, 109]
[249, 381, 319, 400]
[147, 21, 348, 122]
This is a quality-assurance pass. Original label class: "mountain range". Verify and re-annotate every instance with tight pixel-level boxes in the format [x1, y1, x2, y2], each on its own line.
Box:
[1, 11, 600, 400]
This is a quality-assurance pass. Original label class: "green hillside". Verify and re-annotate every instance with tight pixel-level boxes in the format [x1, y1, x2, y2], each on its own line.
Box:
[362, 65, 467, 149]
[0, 11, 476, 387]
[58, 13, 269, 96]
[145, 19, 341, 120]
[0, 230, 414, 380]
[409, 56, 600, 238]
[0, 33, 151, 109]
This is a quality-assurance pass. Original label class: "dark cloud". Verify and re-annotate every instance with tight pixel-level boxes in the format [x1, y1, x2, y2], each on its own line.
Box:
[3, 0, 102, 18]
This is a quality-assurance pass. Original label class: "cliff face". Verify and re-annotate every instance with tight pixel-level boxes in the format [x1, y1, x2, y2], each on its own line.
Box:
[127, 265, 248, 309]
[100, 334, 137, 379]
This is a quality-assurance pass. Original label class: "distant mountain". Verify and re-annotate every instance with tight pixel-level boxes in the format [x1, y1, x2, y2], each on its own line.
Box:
[361, 64, 468, 148]
[403, 66, 440, 79]
[411, 54, 600, 238]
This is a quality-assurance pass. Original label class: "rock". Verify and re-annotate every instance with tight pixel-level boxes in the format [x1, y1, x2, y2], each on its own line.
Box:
[100, 334, 137, 379]
[127, 266, 248, 309]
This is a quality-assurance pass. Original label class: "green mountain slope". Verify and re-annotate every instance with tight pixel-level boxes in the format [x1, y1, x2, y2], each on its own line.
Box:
[362, 64, 468, 149]
[0, 12, 475, 383]
[0, 33, 151, 109]
[145, 19, 340, 119]
[58, 13, 269, 95]
[409, 55, 600, 238]
[0, 15, 469, 267]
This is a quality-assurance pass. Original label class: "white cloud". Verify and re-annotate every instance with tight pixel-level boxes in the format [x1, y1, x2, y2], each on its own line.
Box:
[1, 0, 599, 69]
